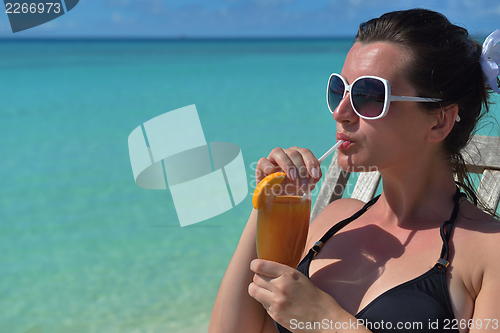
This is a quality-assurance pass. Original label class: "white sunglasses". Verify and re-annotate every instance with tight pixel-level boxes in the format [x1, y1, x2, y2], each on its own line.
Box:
[327, 73, 460, 122]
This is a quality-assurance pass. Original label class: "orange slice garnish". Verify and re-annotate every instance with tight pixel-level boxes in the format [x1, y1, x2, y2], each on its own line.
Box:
[252, 172, 287, 209]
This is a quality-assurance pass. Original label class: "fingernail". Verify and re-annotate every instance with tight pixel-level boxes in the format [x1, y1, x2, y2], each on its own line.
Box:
[311, 167, 320, 179]
[289, 168, 297, 181]
[301, 178, 309, 190]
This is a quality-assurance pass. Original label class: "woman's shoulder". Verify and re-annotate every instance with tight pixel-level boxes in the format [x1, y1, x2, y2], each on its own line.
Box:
[452, 200, 500, 300]
[455, 199, 500, 238]
[454, 200, 500, 256]
[306, 197, 368, 248]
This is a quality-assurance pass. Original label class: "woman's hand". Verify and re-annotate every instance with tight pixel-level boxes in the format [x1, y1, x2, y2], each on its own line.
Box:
[248, 259, 344, 332]
[256, 147, 323, 192]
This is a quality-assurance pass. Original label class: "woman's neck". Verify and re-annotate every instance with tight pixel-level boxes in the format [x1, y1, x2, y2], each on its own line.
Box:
[375, 152, 458, 229]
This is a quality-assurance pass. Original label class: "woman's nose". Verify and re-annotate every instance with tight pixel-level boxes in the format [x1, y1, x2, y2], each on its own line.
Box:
[332, 93, 358, 123]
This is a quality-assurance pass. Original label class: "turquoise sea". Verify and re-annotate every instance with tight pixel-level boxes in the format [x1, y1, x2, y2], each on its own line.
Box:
[1, 39, 499, 333]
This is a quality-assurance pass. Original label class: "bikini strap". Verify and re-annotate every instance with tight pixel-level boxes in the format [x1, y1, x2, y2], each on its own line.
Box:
[305, 189, 464, 267]
[436, 187, 466, 269]
[309, 195, 380, 258]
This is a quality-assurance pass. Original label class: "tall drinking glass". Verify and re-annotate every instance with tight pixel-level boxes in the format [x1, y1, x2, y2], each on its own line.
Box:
[256, 184, 311, 268]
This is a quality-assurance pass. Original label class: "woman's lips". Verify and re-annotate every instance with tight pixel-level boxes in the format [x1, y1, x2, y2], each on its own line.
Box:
[338, 140, 353, 150]
[336, 133, 355, 150]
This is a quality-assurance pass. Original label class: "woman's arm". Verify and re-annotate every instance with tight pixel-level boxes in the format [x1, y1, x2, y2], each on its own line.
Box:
[468, 222, 500, 333]
[470, 271, 500, 333]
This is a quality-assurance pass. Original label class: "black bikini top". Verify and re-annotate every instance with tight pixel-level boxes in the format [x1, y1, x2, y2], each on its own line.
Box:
[275, 189, 465, 333]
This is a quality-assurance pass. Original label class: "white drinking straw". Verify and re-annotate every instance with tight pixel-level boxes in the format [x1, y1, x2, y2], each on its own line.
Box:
[318, 140, 344, 164]
[302, 140, 344, 201]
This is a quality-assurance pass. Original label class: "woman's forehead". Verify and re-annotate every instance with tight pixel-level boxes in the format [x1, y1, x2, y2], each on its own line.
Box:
[342, 42, 412, 81]
[341, 42, 414, 92]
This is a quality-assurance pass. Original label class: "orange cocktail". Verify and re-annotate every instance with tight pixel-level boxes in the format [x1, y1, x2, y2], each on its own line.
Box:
[256, 195, 311, 268]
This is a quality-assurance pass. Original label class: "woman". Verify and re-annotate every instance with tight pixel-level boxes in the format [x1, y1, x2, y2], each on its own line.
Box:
[209, 9, 500, 333]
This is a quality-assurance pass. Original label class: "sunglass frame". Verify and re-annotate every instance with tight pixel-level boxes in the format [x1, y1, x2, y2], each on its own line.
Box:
[327, 73, 442, 120]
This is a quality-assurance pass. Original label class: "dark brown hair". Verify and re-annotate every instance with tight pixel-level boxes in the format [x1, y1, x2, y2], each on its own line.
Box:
[355, 8, 498, 216]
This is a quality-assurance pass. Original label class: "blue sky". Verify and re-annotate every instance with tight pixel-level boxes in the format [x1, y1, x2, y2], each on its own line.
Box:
[1, 0, 500, 38]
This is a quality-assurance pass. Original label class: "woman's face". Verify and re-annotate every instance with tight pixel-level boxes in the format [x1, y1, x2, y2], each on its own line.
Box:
[333, 42, 437, 173]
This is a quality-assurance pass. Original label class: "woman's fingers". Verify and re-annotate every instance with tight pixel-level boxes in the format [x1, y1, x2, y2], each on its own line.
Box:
[248, 260, 290, 313]
[248, 278, 273, 298]
[255, 147, 321, 188]
[249, 259, 323, 325]
[285, 147, 321, 190]
[248, 270, 275, 310]
[250, 259, 289, 278]
[293, 147, 322, 180]
[266, 147, 300, 181]
[255, 157, 283, 183]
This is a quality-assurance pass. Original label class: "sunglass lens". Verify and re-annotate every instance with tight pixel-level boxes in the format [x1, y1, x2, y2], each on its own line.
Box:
[352, 78, 385, 118]
[328, 75, 345, 112]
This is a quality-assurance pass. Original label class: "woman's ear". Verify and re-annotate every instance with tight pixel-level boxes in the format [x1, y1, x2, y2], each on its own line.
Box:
[427, 104, 459, 143]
